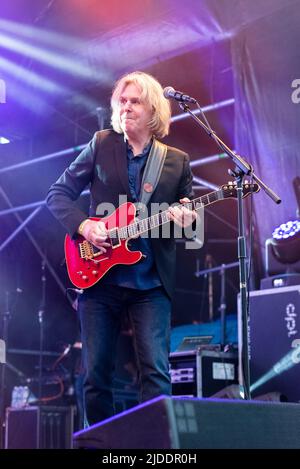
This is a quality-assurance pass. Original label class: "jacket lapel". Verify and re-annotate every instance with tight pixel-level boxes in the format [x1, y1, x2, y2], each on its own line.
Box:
[113, 133, 131, 198]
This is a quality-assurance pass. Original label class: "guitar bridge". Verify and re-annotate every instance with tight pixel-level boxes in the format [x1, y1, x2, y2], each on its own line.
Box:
[79, 240, 94, 260]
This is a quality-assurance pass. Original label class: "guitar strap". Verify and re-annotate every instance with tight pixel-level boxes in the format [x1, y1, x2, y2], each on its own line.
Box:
[137, 138, 168, 213]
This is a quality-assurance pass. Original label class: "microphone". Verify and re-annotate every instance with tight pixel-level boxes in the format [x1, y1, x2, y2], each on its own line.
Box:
[163, 86, 197, 104]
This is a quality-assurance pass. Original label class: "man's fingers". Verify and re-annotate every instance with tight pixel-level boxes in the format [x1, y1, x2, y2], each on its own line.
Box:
[95, 222, 108, 237]
[179, 197, 191, 204]
[169, 206, 182, 216]
[168, 207, 184, 224]
[169, 206, 185, 219]
[168, 204, 197, 227]
[81, 220, 111, 251]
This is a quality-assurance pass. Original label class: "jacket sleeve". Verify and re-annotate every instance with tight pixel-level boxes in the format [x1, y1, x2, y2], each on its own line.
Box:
[176, 152, 194, 201]
[175, 151, 199, 238]
[46, 132, 98, 237]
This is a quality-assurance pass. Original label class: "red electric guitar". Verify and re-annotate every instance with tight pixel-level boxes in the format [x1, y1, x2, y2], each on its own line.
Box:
[65, 181, 259, 289]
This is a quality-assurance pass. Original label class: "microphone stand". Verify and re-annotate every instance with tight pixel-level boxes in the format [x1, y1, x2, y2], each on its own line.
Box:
[38, 261, 46, 406]
[206, 255, 214, 322]
[219, 265, 226, 350]
[179, 101, 281, 400]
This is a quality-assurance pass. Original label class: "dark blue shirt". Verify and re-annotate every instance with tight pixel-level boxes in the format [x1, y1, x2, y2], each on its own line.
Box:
[102, 140, 162, 290]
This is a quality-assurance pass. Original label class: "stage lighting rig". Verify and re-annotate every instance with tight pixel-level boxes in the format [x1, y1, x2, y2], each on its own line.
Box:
[262, 220, 300, 288]
[271, 220, 300, 264]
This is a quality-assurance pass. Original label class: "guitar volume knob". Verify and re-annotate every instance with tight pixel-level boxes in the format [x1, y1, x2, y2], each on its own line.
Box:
[92, 270, 98, 275]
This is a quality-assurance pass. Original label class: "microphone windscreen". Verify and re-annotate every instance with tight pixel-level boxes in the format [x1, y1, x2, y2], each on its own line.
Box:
[163, 86, 174, 99]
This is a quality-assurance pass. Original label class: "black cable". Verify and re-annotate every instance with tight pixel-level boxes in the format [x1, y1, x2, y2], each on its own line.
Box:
[245, 175, 255, 363]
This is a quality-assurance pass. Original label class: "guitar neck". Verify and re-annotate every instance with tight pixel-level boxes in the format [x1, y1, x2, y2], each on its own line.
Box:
[117, 188, 224, 240]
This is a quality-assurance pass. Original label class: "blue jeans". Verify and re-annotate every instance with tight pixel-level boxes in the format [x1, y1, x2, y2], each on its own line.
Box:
[78, 285, 171, 426]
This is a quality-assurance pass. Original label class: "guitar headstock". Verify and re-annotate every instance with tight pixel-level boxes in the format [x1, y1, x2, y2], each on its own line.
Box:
[221, 180, 260, 199]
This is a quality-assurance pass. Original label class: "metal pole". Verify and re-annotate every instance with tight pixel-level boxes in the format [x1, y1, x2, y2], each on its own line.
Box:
[0, 186, 66, 294]
[0, 190, 90, 217]
[190, 152, 229, 167]
[0, 206, 41, 251]
[171, 99, 235, 123]
[0, 145, 86, 175]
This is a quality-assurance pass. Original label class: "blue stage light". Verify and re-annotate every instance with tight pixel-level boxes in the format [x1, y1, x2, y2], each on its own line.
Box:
[272, 220, 300, 240]
[0, 137, 10, 144]
[270, 220, 300, 264]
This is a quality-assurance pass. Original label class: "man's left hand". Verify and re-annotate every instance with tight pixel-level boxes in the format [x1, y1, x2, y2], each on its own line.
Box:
[168, 197, 198, 228]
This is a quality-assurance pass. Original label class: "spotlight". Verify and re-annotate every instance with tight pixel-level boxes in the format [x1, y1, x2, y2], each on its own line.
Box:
[271, 220, 300, 264]
[262, 220, 300, 289]
[293, 176, 300, 218]
[0, 137, 10, 144]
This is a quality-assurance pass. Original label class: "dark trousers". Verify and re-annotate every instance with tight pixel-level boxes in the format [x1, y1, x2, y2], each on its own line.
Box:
[78, 285, 171, 426]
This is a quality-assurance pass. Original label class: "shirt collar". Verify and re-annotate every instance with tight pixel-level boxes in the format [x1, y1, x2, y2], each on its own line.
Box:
[126, 138, 153, 159]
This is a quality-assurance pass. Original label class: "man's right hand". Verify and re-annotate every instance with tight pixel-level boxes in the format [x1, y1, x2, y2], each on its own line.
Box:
[79, 219, 111, 253]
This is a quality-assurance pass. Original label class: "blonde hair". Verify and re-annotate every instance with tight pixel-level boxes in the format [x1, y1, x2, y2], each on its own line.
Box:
[111, 71, 171, 139]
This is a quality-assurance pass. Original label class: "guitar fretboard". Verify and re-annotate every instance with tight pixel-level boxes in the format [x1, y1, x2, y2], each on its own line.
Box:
[115, 188, 224, 240]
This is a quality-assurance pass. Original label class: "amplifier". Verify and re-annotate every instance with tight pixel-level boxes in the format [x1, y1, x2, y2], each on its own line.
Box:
[169, 346, 238, 397]
[5, 405, 74, 449]
[238, 285, 300, 402]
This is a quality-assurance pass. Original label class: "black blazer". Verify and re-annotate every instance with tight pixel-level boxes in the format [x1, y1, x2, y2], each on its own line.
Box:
[46, 129, 194, 297]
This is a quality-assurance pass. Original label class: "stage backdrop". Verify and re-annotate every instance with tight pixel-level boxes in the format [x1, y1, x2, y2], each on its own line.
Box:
[231, 0, 300, 267]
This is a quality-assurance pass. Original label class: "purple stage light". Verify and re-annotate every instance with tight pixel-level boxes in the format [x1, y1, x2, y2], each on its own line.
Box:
[0, 32, 95, 80]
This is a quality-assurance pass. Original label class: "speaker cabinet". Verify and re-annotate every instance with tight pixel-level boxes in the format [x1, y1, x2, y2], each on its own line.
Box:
[5, 406, 74, 449]
[73, 395, 300, 449]
[238, 285, 300, 402]
[265, 238, 300, 276]
[170, 348, 238, 397]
